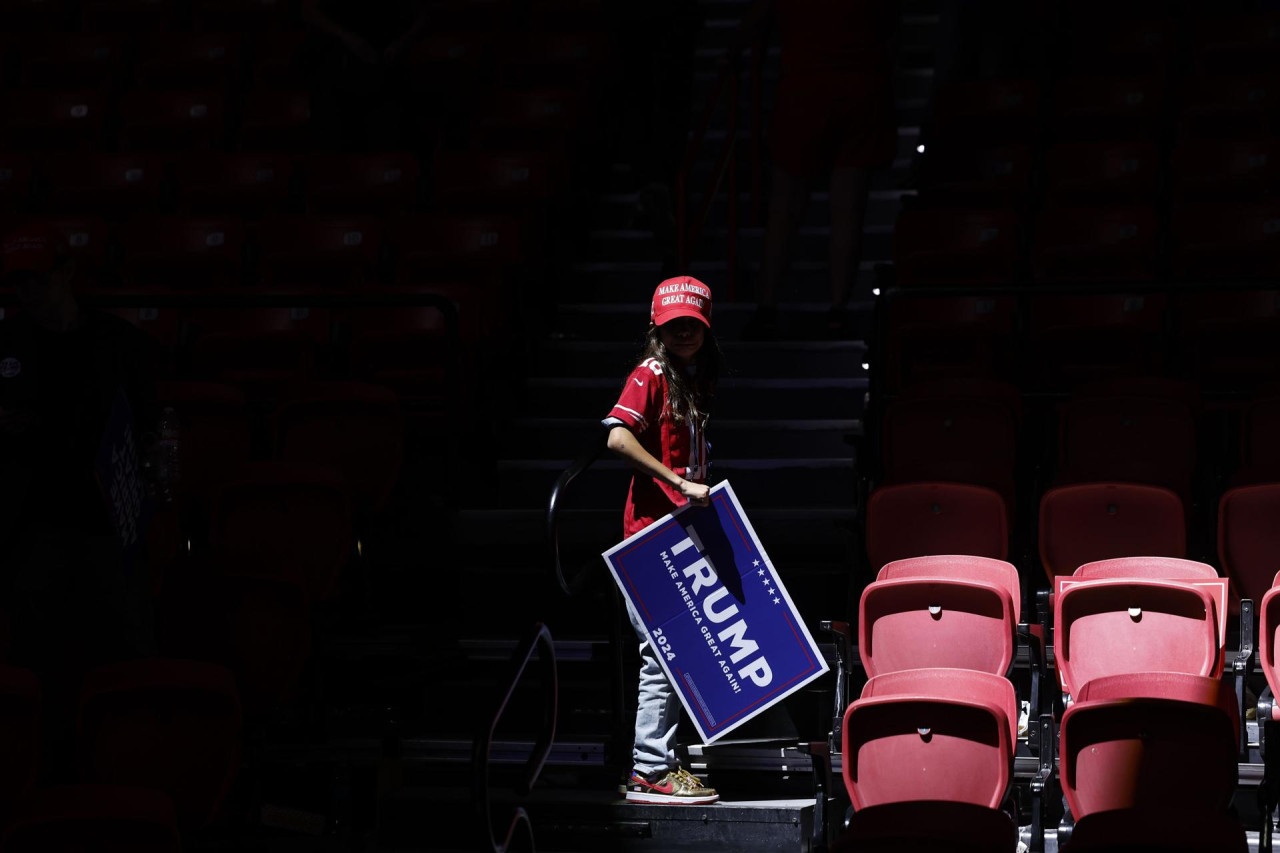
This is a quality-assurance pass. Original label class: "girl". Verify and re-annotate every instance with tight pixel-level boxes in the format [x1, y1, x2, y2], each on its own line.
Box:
[603, 275, 723, 805]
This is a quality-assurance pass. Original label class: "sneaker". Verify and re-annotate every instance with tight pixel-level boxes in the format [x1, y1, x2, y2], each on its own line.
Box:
[625, 767, 719, 805]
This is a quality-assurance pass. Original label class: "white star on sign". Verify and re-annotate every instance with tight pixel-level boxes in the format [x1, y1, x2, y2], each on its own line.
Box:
[757, 569, 765, 576]
[772, 597, 781, 605]
[767, 587, 776, 596]
[752, 559, 760, 567]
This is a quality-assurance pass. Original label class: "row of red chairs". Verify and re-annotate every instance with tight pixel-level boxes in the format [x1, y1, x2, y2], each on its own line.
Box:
[867, 479, 1280, 612]
[0, 151, 560, 216]
[931, 74, 1279, 146]
[835, 554, 1248, 850]
[0, 214, 531, 289]
[919, 137, 1280, 206]
[892, 203, 1280, 287]
[0, 658, 240, 830]
[0, 86, 588, 152]
[883, 291, 1280, 393]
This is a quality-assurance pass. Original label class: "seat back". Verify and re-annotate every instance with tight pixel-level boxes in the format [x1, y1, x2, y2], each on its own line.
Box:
[866, 485, 1008, 572]
[1060, 673, 1238, 820]
[1075, 556, 1218, 580]
[1038, 483, 1185, 580]
[859, 577, 1014, 677]
[78, 660, 241, 828]
[1, 785, 181, 853]
[882, 397, 1018, 504]
[861, 667, 1018, 747]
[1257, 571, 1280, 702]
[841, 691, 1011, 810]
[1054, 579, 1218, 698]
[878, 555, 1021, 624]
[1219, 484, 1280, 613]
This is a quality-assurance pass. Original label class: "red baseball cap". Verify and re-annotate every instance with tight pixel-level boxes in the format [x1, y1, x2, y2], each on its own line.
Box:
[651, 276, 712, 328]
[2, 224, 63, 276]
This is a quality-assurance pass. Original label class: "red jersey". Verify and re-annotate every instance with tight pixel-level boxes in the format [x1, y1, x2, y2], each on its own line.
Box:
[606, 357, 709, 538]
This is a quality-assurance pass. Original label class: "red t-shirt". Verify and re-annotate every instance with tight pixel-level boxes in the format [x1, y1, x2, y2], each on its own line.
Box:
[607, 357, 708, 538]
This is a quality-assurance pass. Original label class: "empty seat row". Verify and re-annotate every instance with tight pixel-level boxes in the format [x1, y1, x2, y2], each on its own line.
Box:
[893, 202, 1280, 287]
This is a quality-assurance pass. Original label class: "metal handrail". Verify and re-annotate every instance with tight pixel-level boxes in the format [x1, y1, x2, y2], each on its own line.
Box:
[474, 622, 558, 853]
[676, 42, 765, 299]
[546, 430, 610, 597]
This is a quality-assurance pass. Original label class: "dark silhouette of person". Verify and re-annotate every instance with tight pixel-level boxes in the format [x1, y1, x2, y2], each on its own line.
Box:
[0, 224, 160, 779]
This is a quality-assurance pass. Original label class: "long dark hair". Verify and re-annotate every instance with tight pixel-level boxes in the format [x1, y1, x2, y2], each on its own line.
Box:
[639, 323, 724, 427]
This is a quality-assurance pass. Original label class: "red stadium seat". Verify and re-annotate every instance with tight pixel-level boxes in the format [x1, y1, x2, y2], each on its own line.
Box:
[40, 216, 109, 286]
[1175, 289, 1280, 384]
[865, 484, 1008, 571]
[77, 659, 241, 828]
[898, 377, 1022, 422]
[1025, 292, 1168, 385]
[844, 671, 1013, 804]
[859, 572, 1015, 677]
[2, 90, 107, 150]
[184, 305, 332, 393]
[1054, 582, 1219, 698]
[1058, 17, 1179, 76]
[16, 34, 125, 89]
[882, 395, 1018, 509]
[1178, 75, 1279, 140]
[1030, 206, 1159, 281]
[38, 153, 163, 215]
[273, 382, 405, 514]
[1219, 485, 1280, 617]
[892, 207, 1021, 287]
[1059, 673, 1238, 819]
[1191, 13, 1280, 75]
[238, 90, 311, 150]
[1, 785, 181, 853]
[1172, 137, 1280, 201]
[248, 32, 309, 87]
[1056, 394, 1195, 500]
[832, 801, 1019, 853]
[159, 563, 311, 715]
[431, 150, 556, 212]
[118, 90, 226, 150]
[1240, 396, 1280, 474]
[931, 79, 1040, 145]
[118, 217, 245, 289]
[343, 302, 453, 403]
[1038, 483, 1185, 581]
[471, 89, 585, 149]
[97, 303, 181, 361]
[1075, 556, 1218, 581]
[499, 31, 610, 88]
[134, 33, 243, 90]
[917, 143, 1032, 207]
[1042, 141, 1161, 203]
[1064, 809, 1248, 852]
[301, 153, 421, 215]
[256, 217, 381, 290]
[0, 665, 41, 810]
[210, 462, 353, 602]
[1170, 202, 1280, 280]
[406, 32, 499, 105]
[1049, 76, 1166, 141]
[390, 214, 526, 281]
[877, 554, 1021, 624]
[174, 153, 294, 216]
[883, 295, 1017, 390]
[1259, 571, 1280, 702]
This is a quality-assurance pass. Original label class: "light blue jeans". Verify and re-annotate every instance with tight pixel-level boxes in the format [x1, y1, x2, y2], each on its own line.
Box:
[627, 601, 679, 776]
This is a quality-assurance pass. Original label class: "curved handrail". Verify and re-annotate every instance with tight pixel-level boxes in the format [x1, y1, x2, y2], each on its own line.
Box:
[546, 429, 610, 597]
[474, 622, 558, 853]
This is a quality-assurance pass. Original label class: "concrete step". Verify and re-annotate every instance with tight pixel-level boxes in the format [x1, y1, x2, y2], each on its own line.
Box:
[532, 339, 866, 378]
[520, 375, 867, 419]
[508, 417, 858, 459]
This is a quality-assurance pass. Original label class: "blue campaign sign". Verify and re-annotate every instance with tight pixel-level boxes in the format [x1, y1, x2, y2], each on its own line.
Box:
[603, 481, 829, 743]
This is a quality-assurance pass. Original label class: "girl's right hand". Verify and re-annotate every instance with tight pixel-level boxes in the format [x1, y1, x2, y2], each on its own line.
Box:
[679, 479, 711, 507]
